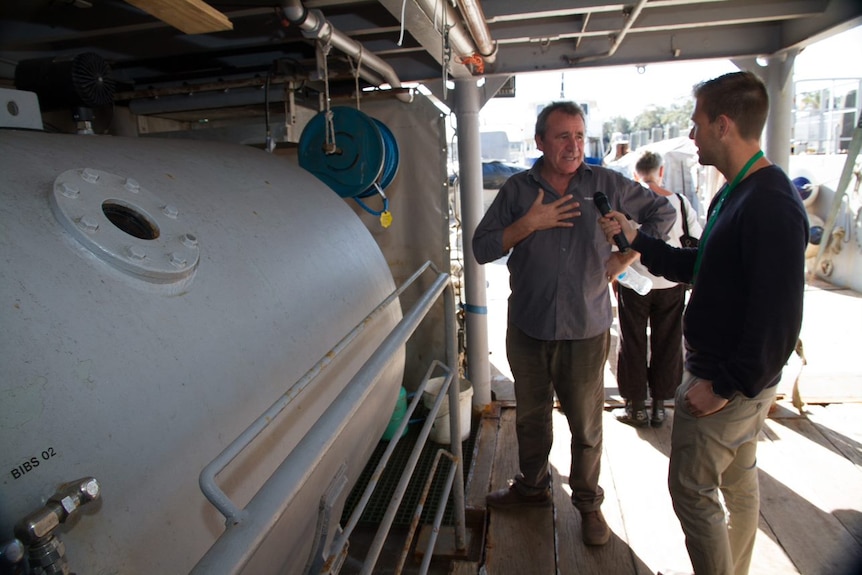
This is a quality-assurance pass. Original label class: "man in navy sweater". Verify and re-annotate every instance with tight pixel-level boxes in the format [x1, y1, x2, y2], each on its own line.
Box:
[599, 71, 808, 574]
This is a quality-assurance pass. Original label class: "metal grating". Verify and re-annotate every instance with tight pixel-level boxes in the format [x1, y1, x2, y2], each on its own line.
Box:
[342, 401, 477, 527]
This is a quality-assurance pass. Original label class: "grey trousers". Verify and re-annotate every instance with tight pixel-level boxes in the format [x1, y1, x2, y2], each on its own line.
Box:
[669, 370, 776, 575]
[505, 325, 610, 512]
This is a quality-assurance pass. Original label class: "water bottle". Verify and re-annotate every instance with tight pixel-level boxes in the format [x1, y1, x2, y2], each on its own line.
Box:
[617, 267, 652, 296]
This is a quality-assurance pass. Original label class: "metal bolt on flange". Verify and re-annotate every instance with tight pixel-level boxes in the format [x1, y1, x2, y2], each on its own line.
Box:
[77, 216, 99, 233]
[60, 183, 80, 199]
[81, 168, 100, 184]
[162, 204, 179, 218]
[181, 233, 198, 248]
[124, 178, 141, 193]
[169, 252, 187, 267]
[127, 245, 147, 260]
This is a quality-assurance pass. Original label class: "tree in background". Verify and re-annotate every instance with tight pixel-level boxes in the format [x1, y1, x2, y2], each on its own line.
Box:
[605, 99, 695, 145]
[633, 100, 694, 134]
[797, 89, 822, 110]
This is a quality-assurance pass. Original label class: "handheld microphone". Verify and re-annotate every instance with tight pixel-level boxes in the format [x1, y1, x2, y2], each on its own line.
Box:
[593, 191, 630, 252]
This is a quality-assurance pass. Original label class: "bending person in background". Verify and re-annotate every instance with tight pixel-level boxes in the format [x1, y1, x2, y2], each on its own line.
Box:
[615, 150, 702, 428]
[598, 71, 808, 575]
[473, 101, 675, 547]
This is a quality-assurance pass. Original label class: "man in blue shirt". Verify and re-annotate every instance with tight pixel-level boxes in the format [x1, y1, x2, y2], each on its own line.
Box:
[473, 101, 675, 546]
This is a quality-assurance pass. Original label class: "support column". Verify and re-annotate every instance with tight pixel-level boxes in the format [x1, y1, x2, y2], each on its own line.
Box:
[453, 77, 492, 407]
[764, 51, 798, 172]
[732, 53, 797, 172]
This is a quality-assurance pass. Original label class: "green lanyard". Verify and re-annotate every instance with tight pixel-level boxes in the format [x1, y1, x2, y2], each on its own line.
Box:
[692, 150, 764, 283]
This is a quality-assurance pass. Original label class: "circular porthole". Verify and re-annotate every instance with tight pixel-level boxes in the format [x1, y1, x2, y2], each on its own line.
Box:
[102, 200, 160, 240]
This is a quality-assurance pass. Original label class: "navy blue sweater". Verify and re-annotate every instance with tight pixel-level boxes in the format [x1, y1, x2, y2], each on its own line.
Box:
[632, 165, 809, 398]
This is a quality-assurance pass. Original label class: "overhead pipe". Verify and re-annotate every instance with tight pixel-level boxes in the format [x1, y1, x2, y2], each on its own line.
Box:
[453, 0, 498, 65]
[565, 0, 648, 65]
[280, 0, 413, 103]
[408, 0, 489, 72]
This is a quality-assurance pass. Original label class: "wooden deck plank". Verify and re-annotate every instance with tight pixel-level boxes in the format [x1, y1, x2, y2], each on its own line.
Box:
[484, 408, 556, 575]
[782, 419, 862, 548]
[763, 416, 862, 543]
[756, 468, 857, 574]
[792, 285, 862, 403]
[755, 417, 862, 574]
[471, 401, 862, 575]
[803, 404, 862, 468]
[552, 409, 652, 575]
[749, 515, 801, 575]
[600, 409, 692, 575]
[465, 404, 500, 511]
[469, 279, 862, 574]
[449, 561, 479, 575]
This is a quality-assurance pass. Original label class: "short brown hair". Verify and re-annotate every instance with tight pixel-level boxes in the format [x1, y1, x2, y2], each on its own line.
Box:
[693, 71, 768, 140]
[635, 151, 662, 177]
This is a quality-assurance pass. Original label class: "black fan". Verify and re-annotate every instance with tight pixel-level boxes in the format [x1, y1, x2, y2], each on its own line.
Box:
[69, 52, 115, 107]
[15, 52, 116, 110]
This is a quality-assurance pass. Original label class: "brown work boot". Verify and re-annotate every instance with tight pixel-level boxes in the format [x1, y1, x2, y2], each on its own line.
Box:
[486, 483, 551, 509]
[581, 509, 610, 545]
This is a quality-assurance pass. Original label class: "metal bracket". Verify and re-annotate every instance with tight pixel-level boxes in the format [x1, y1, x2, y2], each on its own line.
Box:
[304, 464, 349, 575]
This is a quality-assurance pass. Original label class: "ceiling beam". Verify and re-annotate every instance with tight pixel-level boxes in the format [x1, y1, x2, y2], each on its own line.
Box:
[123, 0, 233, 34]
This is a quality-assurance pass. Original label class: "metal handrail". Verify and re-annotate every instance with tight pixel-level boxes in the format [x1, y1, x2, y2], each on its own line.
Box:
[324, 361, 460, 575]
[192, 261, 466, 575]
[198, 260, 440, 523]
[346, 281, 466, 575]
[396, 447, 457, 574]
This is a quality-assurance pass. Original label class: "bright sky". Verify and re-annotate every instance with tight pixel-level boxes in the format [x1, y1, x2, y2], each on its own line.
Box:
[480, 24, 862, 127]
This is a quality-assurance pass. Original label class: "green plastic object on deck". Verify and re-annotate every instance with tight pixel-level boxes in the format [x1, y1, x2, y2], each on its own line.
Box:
[382, 386, 408, 441]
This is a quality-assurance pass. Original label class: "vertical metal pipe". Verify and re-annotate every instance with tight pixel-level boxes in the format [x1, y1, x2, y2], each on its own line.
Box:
[454, 77, 492, 408]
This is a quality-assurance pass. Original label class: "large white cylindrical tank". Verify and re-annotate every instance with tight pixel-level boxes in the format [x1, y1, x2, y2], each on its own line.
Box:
[0, 130, 404, 573]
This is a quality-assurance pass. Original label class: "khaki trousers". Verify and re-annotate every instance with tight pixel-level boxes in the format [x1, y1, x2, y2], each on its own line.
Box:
[669, 370, 776, 575]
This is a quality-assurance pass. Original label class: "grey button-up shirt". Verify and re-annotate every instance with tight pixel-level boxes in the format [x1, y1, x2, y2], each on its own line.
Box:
[473, 159, 676, 341]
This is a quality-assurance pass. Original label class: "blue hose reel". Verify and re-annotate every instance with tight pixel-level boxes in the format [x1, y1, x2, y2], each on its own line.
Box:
[299, 106, 399, 224]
